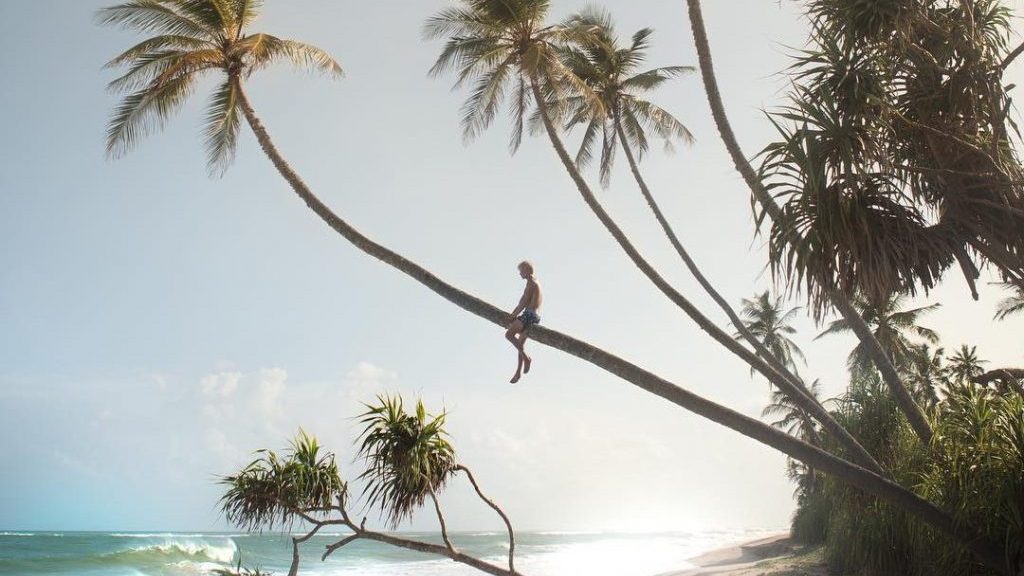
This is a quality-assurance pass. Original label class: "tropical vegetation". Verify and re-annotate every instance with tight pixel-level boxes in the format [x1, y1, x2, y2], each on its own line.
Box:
[219, 395, 517, 576]
[99, 1, 1024, 574]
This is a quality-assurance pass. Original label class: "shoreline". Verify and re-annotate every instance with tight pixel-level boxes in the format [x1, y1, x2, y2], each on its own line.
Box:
[664, 533, 828, 576]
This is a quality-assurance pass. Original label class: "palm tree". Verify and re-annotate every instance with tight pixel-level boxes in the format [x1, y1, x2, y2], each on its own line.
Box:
[554, 10, 827, 402]
[685, 0, 941, 447]
[994, 282, 1024, 321]
[737, 291, 805, 375]
[425, 0, 881, 476]
[905, 344, 946, 408]
[763, 378, 823, 494]
[357, 395, 516, 570]
[818, 294, 940, 376]
[219, 430, 345, 576]
[99, 0, 342, 173]
[763, 378, 822, 445]
[947, 345, 987, 386]
[552, 8, 693, 188]
[357, 395, 458, 549]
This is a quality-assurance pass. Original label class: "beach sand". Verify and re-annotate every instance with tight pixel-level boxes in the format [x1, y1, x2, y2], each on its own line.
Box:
[664, 533, 829, 576]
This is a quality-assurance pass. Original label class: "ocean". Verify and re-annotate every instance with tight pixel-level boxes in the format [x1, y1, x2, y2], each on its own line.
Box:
[0, 529, 781, 576]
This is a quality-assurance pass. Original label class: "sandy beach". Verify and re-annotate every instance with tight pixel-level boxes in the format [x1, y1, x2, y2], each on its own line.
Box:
[665, 533, 828, 576]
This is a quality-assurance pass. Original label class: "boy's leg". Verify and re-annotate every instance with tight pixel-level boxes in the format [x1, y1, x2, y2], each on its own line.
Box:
[521, 331, 532, 373]
[506, 320, 526, 383]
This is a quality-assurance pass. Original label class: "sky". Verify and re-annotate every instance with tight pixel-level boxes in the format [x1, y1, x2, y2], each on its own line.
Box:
[1, 0, 1022, 534]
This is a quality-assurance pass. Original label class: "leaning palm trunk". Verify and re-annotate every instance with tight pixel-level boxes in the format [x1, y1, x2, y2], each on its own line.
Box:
[612, 115, 883, 474]
[528, 76, 1006, 573]
[683, 0, 934, 445]
[529, 75, 888, 472]
[230, 74, 1006, 574]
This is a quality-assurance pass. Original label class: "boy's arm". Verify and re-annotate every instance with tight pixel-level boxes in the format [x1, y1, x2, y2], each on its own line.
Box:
[510, 285, 532, 317]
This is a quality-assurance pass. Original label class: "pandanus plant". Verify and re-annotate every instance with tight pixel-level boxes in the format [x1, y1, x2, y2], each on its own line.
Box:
[219, 397, 518, 576]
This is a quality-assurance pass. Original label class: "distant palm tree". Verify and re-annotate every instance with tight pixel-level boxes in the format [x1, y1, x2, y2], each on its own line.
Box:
[763, 378, 823, 495]
[994, 282, 1024, 321]
[947, 345, 987, 386]
[762, 378, 823, 445]
[818, 294, 940, 375]
[905, 344, 946, 408]
[738, 291, 806, 376]
[357, 395, 457, 549]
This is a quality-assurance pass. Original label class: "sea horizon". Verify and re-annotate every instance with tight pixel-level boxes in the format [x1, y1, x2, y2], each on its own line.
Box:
[0, 527, 785, 576]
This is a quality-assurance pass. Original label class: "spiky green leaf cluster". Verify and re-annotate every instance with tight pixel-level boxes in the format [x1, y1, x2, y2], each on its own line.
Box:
[759, 0, 1024, 315]
[736, 291, 806, 377]
[817, 293, 939, 376]
[543, 7, 693, 187]
[357, 394, 457, 529]
[425, 0, 604, 152]
[99, 0, 342, 175]
[219, 430, 345, 532]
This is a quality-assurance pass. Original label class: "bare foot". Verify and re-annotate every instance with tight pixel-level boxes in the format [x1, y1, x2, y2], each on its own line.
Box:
[510, 372, 521, 384]
[523, 355, 532, 374]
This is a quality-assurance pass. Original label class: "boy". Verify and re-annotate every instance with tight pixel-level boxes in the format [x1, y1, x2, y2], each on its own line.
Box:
[506, 261, 542, 383]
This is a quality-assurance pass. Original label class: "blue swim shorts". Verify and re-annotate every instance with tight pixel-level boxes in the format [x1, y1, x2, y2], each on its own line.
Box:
[518, 308, 540, 327]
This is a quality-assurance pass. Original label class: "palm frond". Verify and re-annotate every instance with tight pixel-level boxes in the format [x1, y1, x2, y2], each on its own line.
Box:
[203, 79, 242, 175]
[97, 1, 214, 38]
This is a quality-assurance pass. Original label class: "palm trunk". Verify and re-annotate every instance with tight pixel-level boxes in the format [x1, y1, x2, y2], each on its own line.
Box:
[457, 465, 515, 573]
[231, 77, 1007, 574]
[684, 0, 934, 444]
[613, 117, 883, 473]
[429, 487, 456, 553]
[528, 74, 887, 472]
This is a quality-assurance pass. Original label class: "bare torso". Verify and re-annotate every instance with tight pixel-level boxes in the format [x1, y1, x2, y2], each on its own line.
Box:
[524, 278, 542, 311]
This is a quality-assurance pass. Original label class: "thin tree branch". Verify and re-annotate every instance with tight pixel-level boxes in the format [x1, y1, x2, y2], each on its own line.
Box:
[456, 465, 516, 573]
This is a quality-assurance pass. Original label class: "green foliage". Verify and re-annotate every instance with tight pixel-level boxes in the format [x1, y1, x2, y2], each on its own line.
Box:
[219, 430, 345, 531]
[357, 395, 457, 529]
[994, 282, 1024, 321]
[758, 0, 1024, 315]
[424, 0, 600, 152]
[789, 369, 1024, 575]
[542, 7, 692, 187]
[817, 293, 939, 375]
[98, 0, 342, 174]
[737, 291, 806, 376]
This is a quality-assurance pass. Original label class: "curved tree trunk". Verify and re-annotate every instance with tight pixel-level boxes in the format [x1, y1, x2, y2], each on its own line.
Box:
[457, 465, 515, 573]
[230, 78, 1007, 574]
[429, 487, 456, 553]
[684, 0, 934, 444]
[527, 75, 888, 472]
[613, 118, 883, 473]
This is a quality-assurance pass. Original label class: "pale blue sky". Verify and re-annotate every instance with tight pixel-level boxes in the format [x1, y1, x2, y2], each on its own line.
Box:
[1, 0, 1022, 533]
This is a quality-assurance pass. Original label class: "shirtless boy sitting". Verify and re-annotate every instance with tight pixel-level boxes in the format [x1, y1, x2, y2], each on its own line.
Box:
[506, 261, 543, 384]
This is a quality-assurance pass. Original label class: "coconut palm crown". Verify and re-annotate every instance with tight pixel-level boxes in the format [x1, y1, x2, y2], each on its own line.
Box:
[818, 293, 940, 375]
[549, 7, 693, 186]
[98, 0, 342, 174]
[424, 0, 600, 152]
[736, 291, 806, 375]
[994, 282, 1024, 321]
[357, 394, 457, 529]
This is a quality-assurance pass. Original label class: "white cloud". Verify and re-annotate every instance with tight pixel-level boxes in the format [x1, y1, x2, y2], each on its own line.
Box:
[200, 372, 241, 398]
